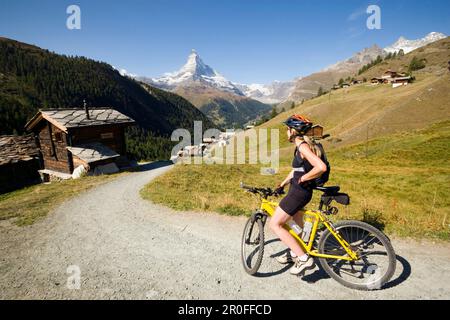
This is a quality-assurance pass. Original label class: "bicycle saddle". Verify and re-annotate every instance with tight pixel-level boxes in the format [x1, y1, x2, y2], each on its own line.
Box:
[314, 186, 340, 195]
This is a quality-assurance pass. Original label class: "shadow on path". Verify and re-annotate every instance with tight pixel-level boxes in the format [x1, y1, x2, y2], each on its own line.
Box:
[254, 239, 292, 278]
[252, 236, 412, 291]
[301, 254, 412, 290]
[136, 161, 173, 172]
[382, 255, 412, 289]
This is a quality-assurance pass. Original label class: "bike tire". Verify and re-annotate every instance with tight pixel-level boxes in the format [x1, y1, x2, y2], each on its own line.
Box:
[241, 216, 265, 275]
[318, 220, 396, 291]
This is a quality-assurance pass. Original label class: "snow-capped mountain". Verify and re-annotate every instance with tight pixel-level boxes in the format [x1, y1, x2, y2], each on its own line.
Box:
[235, 81, 297, 104]
[138, 50, 271, 128]
[144, 50, 244, 96]
[384, 32, 446, 54]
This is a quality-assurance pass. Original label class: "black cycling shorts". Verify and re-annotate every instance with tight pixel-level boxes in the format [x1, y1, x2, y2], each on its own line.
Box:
[279, 183, 313, 216]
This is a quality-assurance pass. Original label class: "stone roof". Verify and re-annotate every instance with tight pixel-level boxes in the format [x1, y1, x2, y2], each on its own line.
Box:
[0, 134, 40, 166]
[25, 108, 135, 132]
[67, 142, 120, 164]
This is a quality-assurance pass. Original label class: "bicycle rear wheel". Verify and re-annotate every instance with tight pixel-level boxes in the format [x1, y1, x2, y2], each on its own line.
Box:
[318, 220, 396, 291]
[241, 216, 265, 275]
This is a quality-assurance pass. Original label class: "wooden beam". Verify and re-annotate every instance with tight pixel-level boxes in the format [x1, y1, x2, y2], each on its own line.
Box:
[47, 122, 57, 160]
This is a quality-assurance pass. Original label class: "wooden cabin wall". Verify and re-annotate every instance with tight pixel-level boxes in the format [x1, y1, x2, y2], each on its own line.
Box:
[37, 122, 72, 174]
[0, 160, 41, 194]
[70, 125, 126, 155]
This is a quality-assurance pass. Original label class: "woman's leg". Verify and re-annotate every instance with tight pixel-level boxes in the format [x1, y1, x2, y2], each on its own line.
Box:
[269, 206, 306, 257]
[292, 210, 305, 228]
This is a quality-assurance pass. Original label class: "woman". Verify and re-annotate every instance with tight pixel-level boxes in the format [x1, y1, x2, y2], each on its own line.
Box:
[269, 115, 327, 276]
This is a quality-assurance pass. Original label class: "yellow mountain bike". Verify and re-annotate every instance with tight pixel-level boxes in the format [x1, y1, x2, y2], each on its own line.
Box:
[240, 183, 396, 291]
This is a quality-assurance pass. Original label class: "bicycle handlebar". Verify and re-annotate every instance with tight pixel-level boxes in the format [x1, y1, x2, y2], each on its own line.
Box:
[240, 182, 284, 199]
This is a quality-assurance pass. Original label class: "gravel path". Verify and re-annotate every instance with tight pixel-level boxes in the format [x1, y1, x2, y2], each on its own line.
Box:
[1, 161, 449, 300]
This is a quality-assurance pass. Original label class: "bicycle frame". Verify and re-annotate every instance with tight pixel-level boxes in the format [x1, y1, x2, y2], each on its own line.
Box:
[260, 199, 359, 261]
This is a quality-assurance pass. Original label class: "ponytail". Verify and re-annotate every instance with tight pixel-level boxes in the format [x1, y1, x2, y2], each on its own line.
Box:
[302, 135, 322, 158]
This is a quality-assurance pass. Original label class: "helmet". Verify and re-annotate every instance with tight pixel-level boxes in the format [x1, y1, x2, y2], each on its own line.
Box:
[284, 115, 313, 135]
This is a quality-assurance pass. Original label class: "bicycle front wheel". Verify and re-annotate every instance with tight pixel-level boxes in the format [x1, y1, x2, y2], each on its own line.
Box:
[241, 216, 265, 275]
[318, 220, 396, 291]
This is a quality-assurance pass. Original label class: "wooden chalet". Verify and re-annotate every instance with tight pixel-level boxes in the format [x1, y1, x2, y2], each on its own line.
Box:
[25, 107, 135, 179]
[332, 85, 341, 90]
[392, 76, 412, 88]
[0, 134, 41, 194]
[382, 70, 399, 79]
[371, 77, 387, 85]
[306, 125, 325, 139]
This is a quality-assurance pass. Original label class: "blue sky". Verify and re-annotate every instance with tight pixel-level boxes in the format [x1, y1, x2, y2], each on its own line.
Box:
[1, 0, 449, 84]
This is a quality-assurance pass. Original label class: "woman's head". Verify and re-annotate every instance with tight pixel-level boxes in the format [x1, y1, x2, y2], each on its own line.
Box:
[284, 115, 313, 141]
[284, 115, 322, 157]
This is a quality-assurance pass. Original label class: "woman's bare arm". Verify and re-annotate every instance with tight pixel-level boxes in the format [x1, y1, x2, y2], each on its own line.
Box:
[297, 142, 327, 184]
[280, 169, 294, 188]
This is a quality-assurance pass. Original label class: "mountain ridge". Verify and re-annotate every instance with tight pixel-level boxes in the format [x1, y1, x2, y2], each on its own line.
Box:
[287, 32, 447, 102]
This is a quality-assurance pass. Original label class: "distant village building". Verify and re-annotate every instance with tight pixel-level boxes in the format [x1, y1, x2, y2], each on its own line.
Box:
[341, 83, 350, 89]
[391, 76, 412, 88]
[0, 134, 41, 194]
[219, 132, 236, 139]
[371, 77, 385, 85]
[203, 137, 216, 144]
[382, 70, 403, 80]
[372, 70, 411, 87]
[25, 107, 135, 180]
[179, 145, 207, 157]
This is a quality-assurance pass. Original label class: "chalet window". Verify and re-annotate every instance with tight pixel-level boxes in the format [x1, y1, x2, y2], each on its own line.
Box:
[100, 132, 114, 139]
[53, 132, 63, 142]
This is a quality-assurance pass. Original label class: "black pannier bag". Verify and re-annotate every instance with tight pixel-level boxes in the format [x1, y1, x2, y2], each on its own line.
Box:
[321, 193, 350, 206]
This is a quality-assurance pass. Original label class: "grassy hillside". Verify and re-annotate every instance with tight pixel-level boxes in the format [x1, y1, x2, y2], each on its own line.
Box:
[360, 37, 450, 80]
[263, 73, 450, 151]
[142, 121, 450, 239]
[288, 37, 449, 103]
[142, 41, 450, 240]
[288, 45, 386, 101]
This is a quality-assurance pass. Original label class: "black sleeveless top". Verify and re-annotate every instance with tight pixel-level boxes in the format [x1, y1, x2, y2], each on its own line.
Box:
[292, 143, 313, 191]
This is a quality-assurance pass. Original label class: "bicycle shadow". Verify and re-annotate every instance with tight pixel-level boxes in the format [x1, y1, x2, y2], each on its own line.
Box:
[255, 238, 412, 290]
[253, 239, 292, 278]
[301, 253, 412, 290]
[382, 254, 412, 289]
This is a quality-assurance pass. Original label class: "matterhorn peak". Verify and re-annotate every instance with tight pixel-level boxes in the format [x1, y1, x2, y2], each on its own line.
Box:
[180, 49, 215, 79]
[188, 49, 199, 60]
[149, 50, 244, 96]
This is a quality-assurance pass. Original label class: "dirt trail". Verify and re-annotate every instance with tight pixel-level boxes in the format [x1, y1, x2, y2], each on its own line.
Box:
[1, 162, 449, 299]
